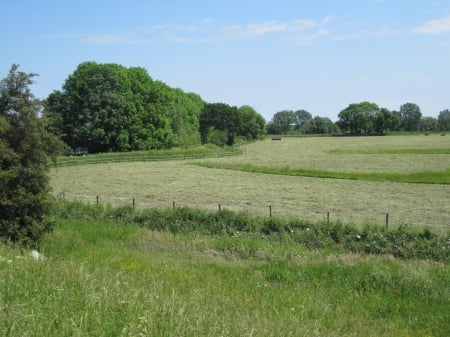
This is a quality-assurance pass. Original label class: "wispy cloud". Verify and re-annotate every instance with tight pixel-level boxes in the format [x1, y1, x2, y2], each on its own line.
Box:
[332, 27, 403, 41]
[151, 18, 321, 43]
[83, 34, 152, 45]
[413, 15, 450, 34]
[221, 19, 315, 39]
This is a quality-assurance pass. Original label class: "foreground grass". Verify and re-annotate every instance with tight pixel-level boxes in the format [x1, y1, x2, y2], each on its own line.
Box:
[1, 208, 449, 337]
[194, 162, 450, 184]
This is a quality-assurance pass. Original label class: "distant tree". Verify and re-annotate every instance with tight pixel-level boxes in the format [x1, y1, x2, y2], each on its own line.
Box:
[437, 109, 450, 131]
[293, 109, 312, 130]
[237, 105, 266, 140]
[374, 108, 399, 135]
[304, 116, 339, 134]
[199, 103, 239, 145]
[399, 103, 422, 131]
[419, 116, 438, 132]
[268, 110, 295, 134]
[0, 65, 62, 245]
[338, 102, 379, 134]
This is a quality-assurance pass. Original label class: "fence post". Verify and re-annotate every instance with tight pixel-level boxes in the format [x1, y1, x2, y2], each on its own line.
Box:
[173, 200, 176, 211]
[327, 212, 330, 224]
[62, 192, 65, 202]
[218, 204, 221, 211]
[96, 195, 99, 206]
[132, 198, 135, 209]
[385, 213, 389, 230]
[269, 205, 272, 217]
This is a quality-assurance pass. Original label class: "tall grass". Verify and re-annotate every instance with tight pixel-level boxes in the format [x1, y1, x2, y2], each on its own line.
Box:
[1, 205, 449, 337]
[52, 202, 450, 262]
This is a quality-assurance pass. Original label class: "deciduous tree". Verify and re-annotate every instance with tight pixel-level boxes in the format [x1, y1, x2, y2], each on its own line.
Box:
[437, 109, 450, 131]
[399, 102, 422, 131]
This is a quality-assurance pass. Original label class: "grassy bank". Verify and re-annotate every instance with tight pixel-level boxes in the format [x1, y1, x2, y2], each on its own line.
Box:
[1, 203, 449, 336]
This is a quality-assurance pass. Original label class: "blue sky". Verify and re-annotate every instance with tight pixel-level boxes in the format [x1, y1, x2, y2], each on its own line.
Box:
[1, 0, 450, 121]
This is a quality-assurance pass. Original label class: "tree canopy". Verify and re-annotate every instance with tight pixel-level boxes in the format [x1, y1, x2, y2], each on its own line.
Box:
[44, 62, 205, 153]
[437, 109, 450, 131]
[398, 102, 422, 131]
[199, 103, 265, 146]
[337, 102, 400, 135]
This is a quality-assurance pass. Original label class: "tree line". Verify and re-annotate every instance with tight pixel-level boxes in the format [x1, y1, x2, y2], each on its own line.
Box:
[44, 62, 265, 153]
[267, 102, 450, 135]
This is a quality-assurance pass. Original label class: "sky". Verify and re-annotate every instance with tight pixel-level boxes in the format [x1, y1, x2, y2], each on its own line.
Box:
[1, 0, 450, 122]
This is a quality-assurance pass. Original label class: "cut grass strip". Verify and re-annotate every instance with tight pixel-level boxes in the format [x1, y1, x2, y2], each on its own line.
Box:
[51, 146, 242, 167]
[328, 148, 450, 155]
[194, 162, 450, 184]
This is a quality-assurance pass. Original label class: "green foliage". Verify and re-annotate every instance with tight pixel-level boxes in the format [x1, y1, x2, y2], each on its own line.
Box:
[338, 101, 380, 134]
[0, 65, 60, 245]
[303, 115, 339, 134]
[199, 103, 265, 145]
[44, 62, 206, 153]
[437, 109, 450, 131]
[399, 102, 422, 131]
[266, 110, 295, 134]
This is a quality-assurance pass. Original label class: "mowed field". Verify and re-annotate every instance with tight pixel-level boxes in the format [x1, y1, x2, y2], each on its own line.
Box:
[50, 134, 450, 230]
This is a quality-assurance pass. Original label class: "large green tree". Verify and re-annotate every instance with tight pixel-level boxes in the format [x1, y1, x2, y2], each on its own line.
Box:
[237, 105, 266, 140]
[0, 65, 61, 244]
[373, 108, 399, 135]
[267, 110, 295, 134]
[44, 62, 205, 153]
[338, 102, 379, 134]
[199, 103, 239, 145]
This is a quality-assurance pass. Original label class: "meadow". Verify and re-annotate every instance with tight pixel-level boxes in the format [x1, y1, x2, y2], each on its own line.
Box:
[1, 208, 449, 337]
[2, 134, 450, 336]
[50, 134, 450, 229]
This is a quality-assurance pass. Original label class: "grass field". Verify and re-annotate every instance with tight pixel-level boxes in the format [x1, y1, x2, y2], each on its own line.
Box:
[50, 134, 450, 229]
[2, 216, 449, 337]
[3, 134, 450, 336]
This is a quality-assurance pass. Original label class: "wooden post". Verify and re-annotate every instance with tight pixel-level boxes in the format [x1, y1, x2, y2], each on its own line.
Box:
[385, 213, 389, 230]
[173, 200, 176, 211]
[96, 195, 99, 206]
[62, 192, 65, 202]
[269, 205, 272, 217]
[327, 212, 330, 224]
[132, 198, 135, 209]
[218, 204, 221, 211]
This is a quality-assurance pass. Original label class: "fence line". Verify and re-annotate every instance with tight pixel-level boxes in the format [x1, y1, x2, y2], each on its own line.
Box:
[56, 192, 414, 229]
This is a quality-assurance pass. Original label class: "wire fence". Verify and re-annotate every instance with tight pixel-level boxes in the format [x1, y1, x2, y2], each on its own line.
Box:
[52, 192, 442, 230]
